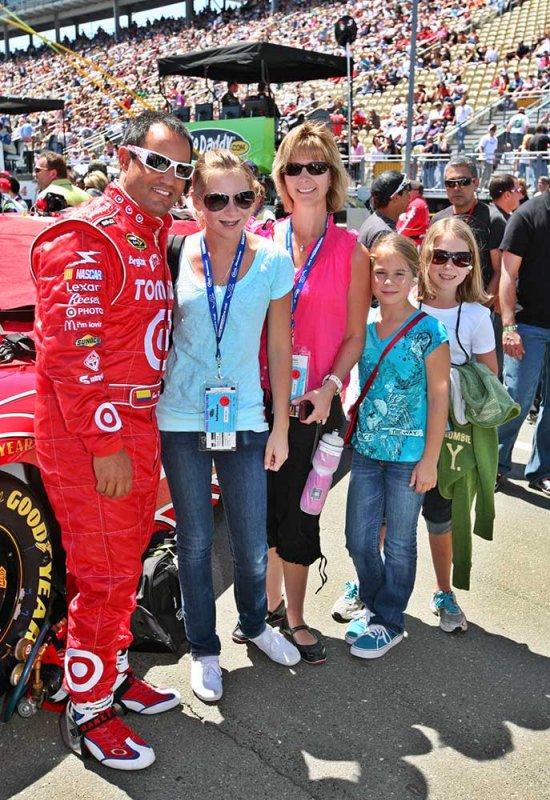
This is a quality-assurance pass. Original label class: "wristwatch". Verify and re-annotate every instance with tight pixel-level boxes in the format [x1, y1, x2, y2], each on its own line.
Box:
[322, 373, 343, 395]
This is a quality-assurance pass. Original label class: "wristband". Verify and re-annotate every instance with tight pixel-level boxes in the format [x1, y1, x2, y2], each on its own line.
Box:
[503, 325, 518, 332]
[323, 373, 343, 395]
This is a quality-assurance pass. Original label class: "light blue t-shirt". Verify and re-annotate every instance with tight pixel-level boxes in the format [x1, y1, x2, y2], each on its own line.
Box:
[352, 312, 448, 462]
[157, 238, 294, 432]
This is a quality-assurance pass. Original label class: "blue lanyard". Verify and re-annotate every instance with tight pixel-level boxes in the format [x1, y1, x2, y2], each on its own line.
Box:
[286, 215, 329, 328]
[201, 231, 245, 378]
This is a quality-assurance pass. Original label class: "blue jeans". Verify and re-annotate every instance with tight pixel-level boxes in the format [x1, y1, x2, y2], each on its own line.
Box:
[498, 323, 550, 481]
[161, 430, 269, 657]
[345, 453, 424, 634]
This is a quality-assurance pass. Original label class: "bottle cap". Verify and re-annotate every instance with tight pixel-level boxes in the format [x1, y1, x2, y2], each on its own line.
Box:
[321, 430, 344, 448]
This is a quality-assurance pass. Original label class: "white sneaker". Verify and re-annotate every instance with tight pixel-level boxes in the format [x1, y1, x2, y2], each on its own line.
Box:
[249, 624, 301, 666]
[331, 580, 365, 622]
[190, 656, 223, 703]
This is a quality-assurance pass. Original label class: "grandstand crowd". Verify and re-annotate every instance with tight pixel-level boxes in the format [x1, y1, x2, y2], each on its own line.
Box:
[1, 0, 549, 191]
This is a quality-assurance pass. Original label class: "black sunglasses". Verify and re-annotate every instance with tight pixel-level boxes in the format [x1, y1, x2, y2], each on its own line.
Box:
[432, 249, 473, 268]
[444, 177, 474, 188]
[283, 161, 330, 177]
[202, 190, 256, 212]
[127, 145, 194, 180]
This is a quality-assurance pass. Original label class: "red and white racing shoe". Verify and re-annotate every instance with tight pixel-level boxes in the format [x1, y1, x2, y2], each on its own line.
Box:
[60, 699, 156, 771]
[113, 670, 181, 715]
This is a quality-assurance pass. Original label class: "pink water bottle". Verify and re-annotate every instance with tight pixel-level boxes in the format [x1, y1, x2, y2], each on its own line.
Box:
[300, 431, 344, 516]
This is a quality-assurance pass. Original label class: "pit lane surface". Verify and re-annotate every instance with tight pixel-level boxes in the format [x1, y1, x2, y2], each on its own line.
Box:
[0, 420, 548, 800]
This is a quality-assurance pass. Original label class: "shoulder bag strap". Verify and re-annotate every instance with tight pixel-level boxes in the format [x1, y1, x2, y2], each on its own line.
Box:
[344, 312, 428, 446]
[166, 234, 186, 286]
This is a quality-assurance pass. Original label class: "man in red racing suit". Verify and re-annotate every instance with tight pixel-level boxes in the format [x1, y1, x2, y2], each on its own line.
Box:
[32, 111, 194, 770]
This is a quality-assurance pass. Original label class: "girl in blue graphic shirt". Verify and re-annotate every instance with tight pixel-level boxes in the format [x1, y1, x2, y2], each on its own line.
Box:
[344, 233, 450, 659]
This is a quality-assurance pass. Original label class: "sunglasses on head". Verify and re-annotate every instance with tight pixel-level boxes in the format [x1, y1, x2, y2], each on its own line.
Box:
[390, 174, 411, 198]
[444, 177, 474, 188]
[202, 190, 256, 212]
[432, 249, 473, 268]
[283, 161, 330, 177]
[127, 144, 194, 180]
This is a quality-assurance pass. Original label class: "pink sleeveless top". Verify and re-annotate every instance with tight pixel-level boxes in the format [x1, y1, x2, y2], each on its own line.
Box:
[260, 215, 357, 392]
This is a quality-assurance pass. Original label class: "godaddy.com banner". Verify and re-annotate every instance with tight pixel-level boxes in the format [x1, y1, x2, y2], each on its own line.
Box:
[188, 118, 275, 174]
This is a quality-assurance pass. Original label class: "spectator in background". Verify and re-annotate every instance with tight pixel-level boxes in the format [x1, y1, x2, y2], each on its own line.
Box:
[517, 177, 529, 204]
[33, 151, 90, 215]
[506, 108, 530, 151]
[478, 124, 499, 190]
[529, 125, 550, 181]
[516, 133, 534, 185]
[359, 170, 411, 250]
[1, 175, 27, 213]
[421, 136, 438, 189]
[497, 183, 550, 497]
[221, 81, 241, 109]
[397, 179, 430, 246]
[84, 170, 109, 197]
[534, 175, 550, 195]
[489, 173, 522, 221]
[454, 97, 474, 153]
[350, 133, 365, 184]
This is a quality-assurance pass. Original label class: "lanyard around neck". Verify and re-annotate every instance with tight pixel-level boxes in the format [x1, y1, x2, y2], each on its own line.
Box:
[200, 231, 246, 378]
[454, 201, 477, 225]
[286, 214, 329, 327]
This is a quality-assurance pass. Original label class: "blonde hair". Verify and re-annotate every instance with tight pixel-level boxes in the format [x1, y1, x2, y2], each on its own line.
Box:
[419, 217, 491, 304]
[272, 121, 348, 214]
[84, 170, 108, 192]
[192, 149, 260, 197]
[370, 233, 420, 277]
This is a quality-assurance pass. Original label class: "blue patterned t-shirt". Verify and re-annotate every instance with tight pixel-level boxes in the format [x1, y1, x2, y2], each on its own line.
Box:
[352, 312, 448, 462]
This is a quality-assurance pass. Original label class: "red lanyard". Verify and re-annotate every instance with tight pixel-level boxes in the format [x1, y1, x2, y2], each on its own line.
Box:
[453, 201, 477, 225]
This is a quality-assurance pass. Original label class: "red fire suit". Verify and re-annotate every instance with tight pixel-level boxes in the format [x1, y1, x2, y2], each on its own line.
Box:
[32, 183, 174, 702]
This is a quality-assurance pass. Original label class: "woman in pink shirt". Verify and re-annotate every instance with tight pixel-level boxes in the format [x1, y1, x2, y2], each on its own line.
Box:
[264, 121, 370, 664]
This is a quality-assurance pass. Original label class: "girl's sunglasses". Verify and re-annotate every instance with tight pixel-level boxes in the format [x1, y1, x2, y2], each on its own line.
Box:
[432, 249, 472, 268]
[283, 161, 330, 176]
[202, 190, 256, 212]
[127, 145, 194, 180]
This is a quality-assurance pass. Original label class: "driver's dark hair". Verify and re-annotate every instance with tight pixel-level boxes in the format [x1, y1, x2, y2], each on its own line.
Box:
[121, 110, 193, 154]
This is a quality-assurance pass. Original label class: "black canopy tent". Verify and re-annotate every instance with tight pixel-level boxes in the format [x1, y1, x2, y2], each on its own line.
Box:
[0, 96, 65, 114]
[158, 41, 350, 84]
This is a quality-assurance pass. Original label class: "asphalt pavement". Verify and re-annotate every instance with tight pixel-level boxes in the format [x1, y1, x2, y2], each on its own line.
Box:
[1, 421, 548, 800]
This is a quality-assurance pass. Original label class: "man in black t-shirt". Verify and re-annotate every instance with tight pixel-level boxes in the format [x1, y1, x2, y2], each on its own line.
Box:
[358, 170, 411, 250]
[489, 173, 521, 222]
[497, 188, 550, 496]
